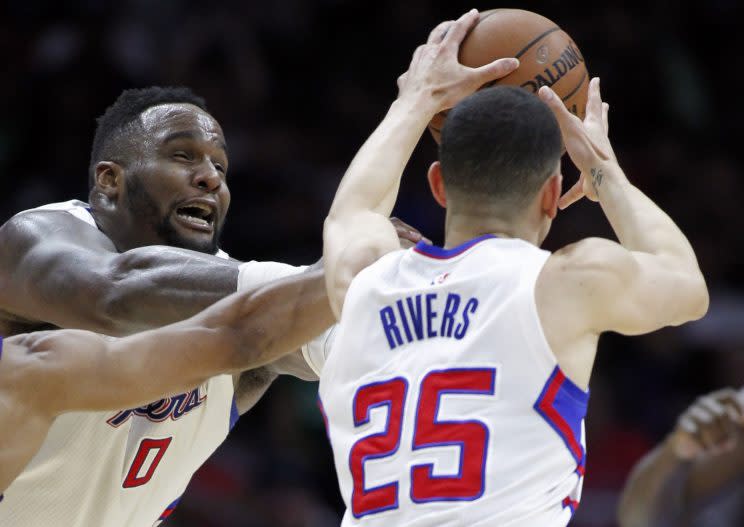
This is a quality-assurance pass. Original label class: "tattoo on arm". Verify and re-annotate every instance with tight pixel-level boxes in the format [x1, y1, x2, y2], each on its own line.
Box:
[590, 167, 603, 194]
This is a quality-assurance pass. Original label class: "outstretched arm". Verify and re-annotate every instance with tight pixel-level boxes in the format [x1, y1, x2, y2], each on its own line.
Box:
[0, 269, 333, 491]
[6, 268, 334, 415]
[0, 211, 239, 336]
[323, 9, 519, 317]
[618, 388, 744, 527]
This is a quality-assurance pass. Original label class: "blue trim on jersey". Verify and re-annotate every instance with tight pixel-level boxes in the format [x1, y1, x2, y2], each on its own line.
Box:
[229, 397, 239, 431]
[158, 495, 182, 521]
[534, 366, 589, 466]
[0, 493, 4, 503]
[413, 234, 497, 260]
[0, 335, 3, 361]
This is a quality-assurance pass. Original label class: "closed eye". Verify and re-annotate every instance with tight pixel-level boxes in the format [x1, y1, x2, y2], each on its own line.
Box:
[173, 151, 191, 161]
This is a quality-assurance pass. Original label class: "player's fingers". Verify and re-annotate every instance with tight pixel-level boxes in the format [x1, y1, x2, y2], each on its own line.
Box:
[558, 179, 585, 209]
[678, 413, 700, 435]
[539, 86, 583, 132]
[602, 103, 610, 134]
[698, 396, 734, 445]
[427, 20, 453, 44]
[473, 58, 520, 85]
[688, 405, 725, 451]
[442, 9, 480, 49]
[584, 77, 603, 125]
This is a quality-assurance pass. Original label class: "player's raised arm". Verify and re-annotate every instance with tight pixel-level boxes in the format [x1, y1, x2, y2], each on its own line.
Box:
[323, 9, 519, 317]
[537, 79, 708, 337]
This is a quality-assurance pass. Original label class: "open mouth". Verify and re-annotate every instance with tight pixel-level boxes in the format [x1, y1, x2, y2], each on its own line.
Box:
[175, 202, 215, 231]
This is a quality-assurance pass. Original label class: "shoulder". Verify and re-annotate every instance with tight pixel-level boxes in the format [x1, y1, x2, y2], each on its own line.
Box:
[0, 207, 115, 256]
[1, 208, 92, 244]
[541, 237, 638, 291]
[537, 237, 637, 321]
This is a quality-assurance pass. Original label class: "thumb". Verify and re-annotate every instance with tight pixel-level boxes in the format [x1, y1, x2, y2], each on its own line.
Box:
[558, 179, 585, 209]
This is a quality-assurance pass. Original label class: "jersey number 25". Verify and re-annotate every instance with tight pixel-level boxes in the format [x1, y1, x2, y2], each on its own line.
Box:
[349, 368, 495, 518]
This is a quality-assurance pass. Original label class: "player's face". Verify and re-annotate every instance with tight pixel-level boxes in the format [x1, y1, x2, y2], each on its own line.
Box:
[124, 104, 230, 254]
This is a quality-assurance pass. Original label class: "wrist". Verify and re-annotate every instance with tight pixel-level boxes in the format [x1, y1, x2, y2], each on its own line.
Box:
[394, 90, 442, 119]
[590, 161, 630, 198]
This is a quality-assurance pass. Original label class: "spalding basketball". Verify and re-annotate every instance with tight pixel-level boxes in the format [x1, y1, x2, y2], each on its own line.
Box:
[429, 9, 589, 143]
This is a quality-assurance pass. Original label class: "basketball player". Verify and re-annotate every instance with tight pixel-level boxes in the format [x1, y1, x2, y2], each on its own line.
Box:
[0, 86, 420, 524]
[618, 387, 744, 527]
[0, 267, 332, 503]
[318, 9, 708, 526]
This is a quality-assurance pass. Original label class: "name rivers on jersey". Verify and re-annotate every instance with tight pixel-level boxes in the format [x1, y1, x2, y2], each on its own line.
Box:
[378, 292, 478, 350]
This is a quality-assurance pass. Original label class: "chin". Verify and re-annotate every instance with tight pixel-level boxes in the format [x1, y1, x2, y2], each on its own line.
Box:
[160, 222, 220, 255]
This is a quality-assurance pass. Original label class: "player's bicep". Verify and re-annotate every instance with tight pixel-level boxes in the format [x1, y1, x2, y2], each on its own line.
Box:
[323, 212, 399, 317]
[551, 238, 706, 336]
[0, 212, 119, 330]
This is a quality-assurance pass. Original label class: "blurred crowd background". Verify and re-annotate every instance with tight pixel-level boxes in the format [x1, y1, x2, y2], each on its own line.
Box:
[2, 1, 743, 525]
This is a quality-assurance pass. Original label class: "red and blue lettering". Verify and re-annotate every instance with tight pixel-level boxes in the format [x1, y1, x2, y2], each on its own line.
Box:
[349, 378, 408, 518]
[348, 368, 496, 518]
[107, 387, 206, 427]
[411, 368, 495, 503]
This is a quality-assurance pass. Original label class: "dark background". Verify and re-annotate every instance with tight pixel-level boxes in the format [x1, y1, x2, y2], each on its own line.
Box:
[2, 1, 743, 525]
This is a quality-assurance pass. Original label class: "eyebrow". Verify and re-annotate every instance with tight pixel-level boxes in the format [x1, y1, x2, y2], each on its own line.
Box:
[162, 130, 228, 154]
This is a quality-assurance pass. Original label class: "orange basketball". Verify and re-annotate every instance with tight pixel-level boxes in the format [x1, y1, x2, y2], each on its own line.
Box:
[429, 9, 589, 143]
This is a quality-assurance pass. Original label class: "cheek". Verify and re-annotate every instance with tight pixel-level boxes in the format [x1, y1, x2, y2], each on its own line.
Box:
[220, 186, 231, 222]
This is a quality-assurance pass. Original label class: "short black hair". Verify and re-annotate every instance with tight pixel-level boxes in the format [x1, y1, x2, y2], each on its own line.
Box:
[439, 86, 562, 215]
[89, 86, 208, 188]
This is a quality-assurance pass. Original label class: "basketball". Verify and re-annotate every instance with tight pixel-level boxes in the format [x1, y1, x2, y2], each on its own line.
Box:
[429, 9, 589, 143]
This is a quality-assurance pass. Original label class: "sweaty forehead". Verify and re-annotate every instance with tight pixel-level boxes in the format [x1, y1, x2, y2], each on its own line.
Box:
[139, 103, 225, 144]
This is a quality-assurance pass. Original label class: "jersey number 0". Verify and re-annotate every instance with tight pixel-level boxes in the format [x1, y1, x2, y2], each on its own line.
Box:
[349, 368, 496, 518]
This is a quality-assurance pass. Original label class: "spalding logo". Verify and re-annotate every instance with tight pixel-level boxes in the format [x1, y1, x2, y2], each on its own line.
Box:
[520, 42, 584, 93]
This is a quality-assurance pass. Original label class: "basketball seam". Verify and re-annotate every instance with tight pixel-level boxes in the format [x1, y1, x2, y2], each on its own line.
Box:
[514, 27, 560, 59]
[561, 71, 588, 102]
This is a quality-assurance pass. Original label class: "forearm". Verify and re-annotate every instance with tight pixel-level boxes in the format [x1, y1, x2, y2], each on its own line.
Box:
[104, 245, 240, 335]
[594, 163, 700, 273]
[618, 439, 692, 527]
[328, 95, 435, 220]
[199, 268, 335, 371]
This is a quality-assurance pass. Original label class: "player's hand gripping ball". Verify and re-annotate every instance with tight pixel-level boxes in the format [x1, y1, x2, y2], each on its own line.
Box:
[429, 8, 589, 143]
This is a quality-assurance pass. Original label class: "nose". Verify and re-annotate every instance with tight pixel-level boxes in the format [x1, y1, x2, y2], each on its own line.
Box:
[192, 162, 222, 193]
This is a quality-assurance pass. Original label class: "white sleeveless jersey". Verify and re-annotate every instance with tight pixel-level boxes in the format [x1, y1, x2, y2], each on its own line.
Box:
[0, 200, 237, 526]
[318, 235, 589, 527]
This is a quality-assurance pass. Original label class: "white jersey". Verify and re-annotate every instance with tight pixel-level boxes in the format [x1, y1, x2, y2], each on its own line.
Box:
[0, 200, 321, 526]
[319, 235, 588, 527]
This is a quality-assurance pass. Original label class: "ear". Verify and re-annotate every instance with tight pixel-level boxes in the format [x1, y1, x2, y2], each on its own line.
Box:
[427, 161, 447, 209]
[540, 172, 562, 220]
[93, 162, 124, 200]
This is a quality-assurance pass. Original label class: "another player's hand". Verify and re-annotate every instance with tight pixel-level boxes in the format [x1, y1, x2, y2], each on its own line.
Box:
[390, 217, 431, 249]
[396, 9, 519, 114]
[538, 77, 618, 209]
[669, 388, 744, 461]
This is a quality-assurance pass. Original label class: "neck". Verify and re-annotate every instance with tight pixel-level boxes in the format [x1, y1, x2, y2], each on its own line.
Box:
[443, 207, 541, 248]
[89, 205, 160, 253]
